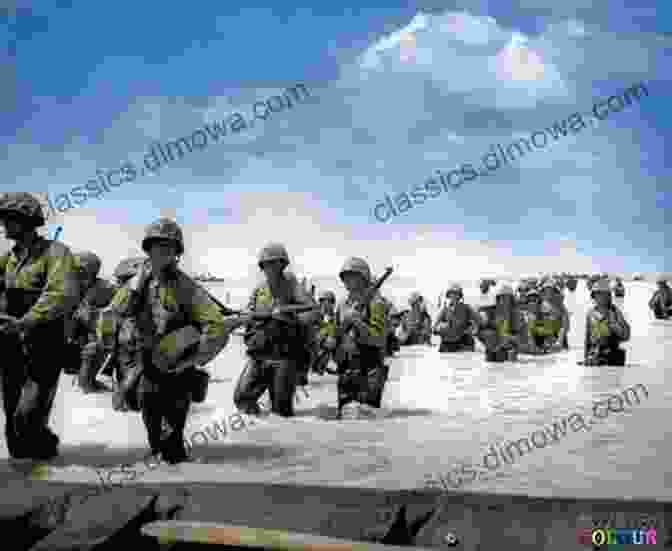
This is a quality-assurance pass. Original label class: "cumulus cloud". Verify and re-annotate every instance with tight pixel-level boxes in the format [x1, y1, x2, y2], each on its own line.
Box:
[3, 7, 667, 283]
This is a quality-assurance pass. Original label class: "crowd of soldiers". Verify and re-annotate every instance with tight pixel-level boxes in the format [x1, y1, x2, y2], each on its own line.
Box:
[0, 192, 668, 465]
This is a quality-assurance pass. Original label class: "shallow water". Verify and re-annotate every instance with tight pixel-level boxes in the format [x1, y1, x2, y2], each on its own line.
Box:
[3, 281, 670, 502]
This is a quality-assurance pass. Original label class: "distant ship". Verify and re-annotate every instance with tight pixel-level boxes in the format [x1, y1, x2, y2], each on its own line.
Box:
[193, 272, 226, 282]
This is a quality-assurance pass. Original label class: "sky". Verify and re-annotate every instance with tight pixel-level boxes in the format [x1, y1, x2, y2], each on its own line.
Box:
[1, 0, 670, 298]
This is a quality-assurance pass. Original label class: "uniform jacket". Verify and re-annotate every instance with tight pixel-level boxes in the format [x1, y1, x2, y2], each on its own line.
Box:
[649, 287, 672, 310]
[433, 301, 479, 341]
[98, 265, 229, 369]
[335, 290, 387, 353]
[400, 307, 431, 338]
[584, 303, 630, 359]
[0, 236, 79, 327]
[245, 272, 319, 357]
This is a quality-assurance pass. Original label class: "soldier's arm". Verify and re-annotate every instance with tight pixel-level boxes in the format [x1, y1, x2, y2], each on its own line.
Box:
[432, 307, 447, 333]
[292, 280, 321, 326]
[610, 307, 630, 341]
[584, 313, 592, 359]
[648, 291, 659, 310]
[182, 279, 232, 366]
[0, 253, 8, 295]
[18, 243, 79, 331]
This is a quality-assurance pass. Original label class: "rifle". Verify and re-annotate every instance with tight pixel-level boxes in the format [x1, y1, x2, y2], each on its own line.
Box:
[389, 309, 410, 321]
[327, 267, 394, 365]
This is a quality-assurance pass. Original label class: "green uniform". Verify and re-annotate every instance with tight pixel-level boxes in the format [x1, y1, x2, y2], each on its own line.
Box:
[0, 236, 78, 458]
[98, 264, 230, 461]
[66, 278, 116, 387]
[433, 302, 478, 352]
[334, 292, 388, 410]
[584, 304, 630, 366]
[398, 307, 432, 346]
[234, 273, 317, 417]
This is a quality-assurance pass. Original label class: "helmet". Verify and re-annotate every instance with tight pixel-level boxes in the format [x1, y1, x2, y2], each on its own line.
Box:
[0, 192, 45, 227]
[526, 288, 540, 299]
[541, 280, 557, 292]
[258, 242, 290, 268]
[339, 257, 372, 283]
[141, 218, 184, 255]
[656, 276, 668, 285]
[318, 290, 336, 302]
[496, 284, 514, 297]
[591, 279, 612, 296]
[408, 291, 422, 305]
[75, 251, 102, 279]
[446, 284, 463, 298]
[113, 257, 146, 284]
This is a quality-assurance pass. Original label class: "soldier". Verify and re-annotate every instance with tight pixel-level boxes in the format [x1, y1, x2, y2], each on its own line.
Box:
[0, 192, 79, 460]
[312, 290, 338, 375]
[334, 257, 388, 417]
[69, 252, 116, 392]
[519, 288, 558, 354]
[96, 219, 243, 463]
[397, 292, 432, 346]
[540, 281, 570, 350]
[433, 284, 478, 353]
[648, 278, 672, 320]
[233, 243, 319, 418]
[476, 284, 522, 362]
[584, 279, 630, 366]
[479, 278, 490, 295]
[612, 277, 625, 298]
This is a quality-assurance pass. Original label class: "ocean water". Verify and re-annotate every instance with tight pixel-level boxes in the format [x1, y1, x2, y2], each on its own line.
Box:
[4, 281, 671, 503]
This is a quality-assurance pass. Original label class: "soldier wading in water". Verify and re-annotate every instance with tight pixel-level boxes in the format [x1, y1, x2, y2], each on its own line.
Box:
[68, 251, 116, 393]
[234, 243, 319, 418]
[334, 257, 389, 419]
[0, 192, 79, 460]
[96, 219, 244, 463]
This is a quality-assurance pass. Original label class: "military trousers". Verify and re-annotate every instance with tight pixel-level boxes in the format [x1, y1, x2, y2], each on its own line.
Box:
[439, 333, 475, 353]
[0, 323, 64, 459]
[234, 356, 298, 417]
[136, 364, 192, 463]
[336, 354, 388, 410]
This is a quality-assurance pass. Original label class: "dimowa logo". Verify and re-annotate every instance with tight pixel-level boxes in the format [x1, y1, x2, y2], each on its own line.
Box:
[374, 82, 649, 222]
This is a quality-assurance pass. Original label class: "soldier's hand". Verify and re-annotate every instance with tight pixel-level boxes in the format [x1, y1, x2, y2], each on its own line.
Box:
[82, 341, 99, 359]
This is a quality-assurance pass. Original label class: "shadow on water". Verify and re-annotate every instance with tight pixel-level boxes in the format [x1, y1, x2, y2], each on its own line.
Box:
[185, 443, 297, 465]
[294, 405, 435, 421]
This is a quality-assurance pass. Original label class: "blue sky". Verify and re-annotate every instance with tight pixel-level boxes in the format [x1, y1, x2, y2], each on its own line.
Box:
[2, 0, 670, 293]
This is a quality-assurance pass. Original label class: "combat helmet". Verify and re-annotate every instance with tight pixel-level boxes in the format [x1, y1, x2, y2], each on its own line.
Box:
[495, 284, 514, 297]
[75, 251, 102, 279]
[446, 284, 463, 299]
[408, 291, 422, 305]
[318, 290, 336, 303]
[590, 278, 612, 297]
[339, 257, 372, 283]
[141, 218, 184, 255]
[258, 242, 290, 269]
[0, 192, 46, 227]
